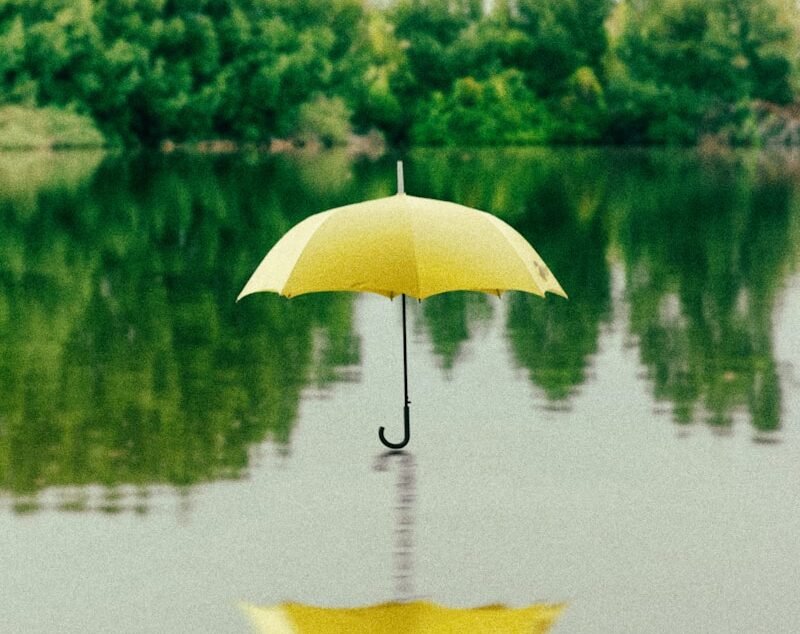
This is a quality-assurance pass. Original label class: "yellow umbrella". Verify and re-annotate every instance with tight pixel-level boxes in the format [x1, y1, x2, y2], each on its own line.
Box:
[238, 162, 566, 448]
[240, 600, 565, 634]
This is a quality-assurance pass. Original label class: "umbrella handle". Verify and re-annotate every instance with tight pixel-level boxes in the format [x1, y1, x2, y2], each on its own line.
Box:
[379, 292, 411, 449]
[379, 404, 410, 449]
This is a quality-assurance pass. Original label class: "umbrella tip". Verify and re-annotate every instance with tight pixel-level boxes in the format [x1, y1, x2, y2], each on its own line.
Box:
[397, 160, 404, 195]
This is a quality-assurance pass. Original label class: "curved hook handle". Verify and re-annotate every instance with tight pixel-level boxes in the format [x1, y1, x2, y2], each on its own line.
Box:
[379, 404, 410, 450]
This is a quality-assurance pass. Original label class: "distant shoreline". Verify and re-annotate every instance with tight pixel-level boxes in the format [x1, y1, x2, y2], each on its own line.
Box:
[158, 129, 387, 159]
[4, 102, 800, 156]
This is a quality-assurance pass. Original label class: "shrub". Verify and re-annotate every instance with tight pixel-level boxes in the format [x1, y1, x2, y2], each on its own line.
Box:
[411, 70, 554, 146]
[295, 94, 353, 147]
[0, 105, 106, 149]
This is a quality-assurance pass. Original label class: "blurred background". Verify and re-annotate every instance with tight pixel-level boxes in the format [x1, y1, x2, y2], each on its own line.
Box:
[3, 2, 800, 633]
[2, 0, 800, 150]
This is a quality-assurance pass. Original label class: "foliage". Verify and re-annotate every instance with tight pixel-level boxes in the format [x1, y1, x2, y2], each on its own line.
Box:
[0, 148, 797, 507]
[296, 94, 353, 147]
[606, 0, 798, 144]
[412, 70, 554, 145]
[0, 104, 105, 148]
[0, 151, 362, 504]
[613, 150, 791, 429]
[0, 0, 798, 146]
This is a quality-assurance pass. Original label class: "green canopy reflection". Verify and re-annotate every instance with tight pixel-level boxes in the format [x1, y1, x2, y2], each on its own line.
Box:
[0, 152, 361, 511]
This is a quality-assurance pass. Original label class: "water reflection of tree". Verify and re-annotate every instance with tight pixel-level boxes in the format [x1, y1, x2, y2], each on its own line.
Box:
[0, 152, 361, 510]
[504, 153, 611, 403]
[618, 153, 792, 435]
[418, 292, 492, 372]
[410, 149, 611, 397]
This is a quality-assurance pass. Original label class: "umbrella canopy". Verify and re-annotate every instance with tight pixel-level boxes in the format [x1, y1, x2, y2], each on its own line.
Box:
[238, 162, 566, 448]
[237, 193, 566, 301]
[240, 600, 564, 634]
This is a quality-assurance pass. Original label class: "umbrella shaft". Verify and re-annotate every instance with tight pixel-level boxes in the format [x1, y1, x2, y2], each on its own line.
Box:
[402, 294, 409, 406]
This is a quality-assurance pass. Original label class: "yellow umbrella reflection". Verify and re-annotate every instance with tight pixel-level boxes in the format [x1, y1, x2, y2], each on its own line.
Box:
[240, 600, 565, 633]
[240, 454, 565, 633]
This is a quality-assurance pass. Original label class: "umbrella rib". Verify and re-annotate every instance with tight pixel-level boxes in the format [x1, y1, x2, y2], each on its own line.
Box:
[480, 212, 552, 298]
[403, 200, 422, 298]
[278, 209, 340, 296]
[237, 210, 338, 301]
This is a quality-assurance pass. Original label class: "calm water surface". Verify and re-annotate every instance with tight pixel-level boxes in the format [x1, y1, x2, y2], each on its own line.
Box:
[1, 148, 799, 633]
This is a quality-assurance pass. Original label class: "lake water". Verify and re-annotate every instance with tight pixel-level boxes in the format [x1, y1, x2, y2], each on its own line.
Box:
[1, 148, 799, 633]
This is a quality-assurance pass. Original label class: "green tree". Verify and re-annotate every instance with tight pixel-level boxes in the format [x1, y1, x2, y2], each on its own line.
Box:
[296, 94, 353, 147]
[513, 0, 612, 97]
[333, 7, 407, 140]
[607, 0, 797, 144]
[412, 70, 554, 145]
[391, 0, 482, 93]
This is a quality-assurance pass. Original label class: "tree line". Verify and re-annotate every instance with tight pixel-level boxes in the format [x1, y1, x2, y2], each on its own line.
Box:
[0, 0, 798, 147]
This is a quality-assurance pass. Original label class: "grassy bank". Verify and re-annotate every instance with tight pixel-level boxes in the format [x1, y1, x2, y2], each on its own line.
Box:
[0, 106, 106, 150]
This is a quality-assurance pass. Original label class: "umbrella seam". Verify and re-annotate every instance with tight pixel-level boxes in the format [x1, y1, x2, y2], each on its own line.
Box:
[481, 211, 549, 297]
[404, 198, 422, 298]
[482, 212, 545, 295]
[279, 209, 339, 296]
[238, 210, 337, 301]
